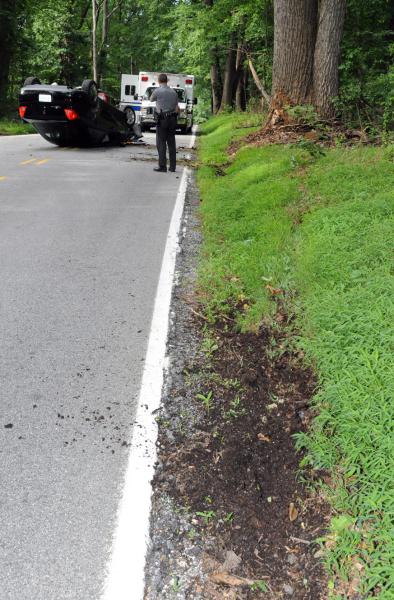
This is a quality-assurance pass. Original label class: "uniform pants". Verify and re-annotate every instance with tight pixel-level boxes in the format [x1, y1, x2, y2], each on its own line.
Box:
[156, 116, 177, 170]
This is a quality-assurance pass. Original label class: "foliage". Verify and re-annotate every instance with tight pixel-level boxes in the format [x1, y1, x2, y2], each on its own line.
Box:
[0, 118, 35, 135]
[1, 0, 393, 126]
[197, 113, 394, 595]
[336, 0, 394, 128]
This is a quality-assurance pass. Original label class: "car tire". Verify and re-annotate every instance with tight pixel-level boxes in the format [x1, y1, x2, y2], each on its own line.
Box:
[124, 107, 136, 127]
[179, 125, 187, 134]
[81, 79, 98, 106]
[24, 76, 41, 86]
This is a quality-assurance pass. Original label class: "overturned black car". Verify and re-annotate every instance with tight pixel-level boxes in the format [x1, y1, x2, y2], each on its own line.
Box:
[19, 77, 136, 147]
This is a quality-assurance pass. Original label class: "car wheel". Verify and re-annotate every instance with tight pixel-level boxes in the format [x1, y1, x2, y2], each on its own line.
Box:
[24, 76, 41, 86]
[179, 125, 187, 134]
[81, 79, 98, 106]
[124, 107, 136, 127]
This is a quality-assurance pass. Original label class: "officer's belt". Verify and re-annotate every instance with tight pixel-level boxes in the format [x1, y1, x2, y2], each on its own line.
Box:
[158, 110, 178, 119]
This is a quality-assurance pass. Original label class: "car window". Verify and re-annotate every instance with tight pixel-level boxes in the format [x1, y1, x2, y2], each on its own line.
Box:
[174, 88, 186, 102]
[143, 87, 157, 100]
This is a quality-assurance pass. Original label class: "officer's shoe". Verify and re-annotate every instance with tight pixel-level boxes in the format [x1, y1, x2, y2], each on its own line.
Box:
[153, 167, 167, 172]
[169, 168, 176, 172]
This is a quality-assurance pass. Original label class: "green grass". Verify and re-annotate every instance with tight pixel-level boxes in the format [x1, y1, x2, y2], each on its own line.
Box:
[0, 118, 35, 135]
[197, 114, 394, 598]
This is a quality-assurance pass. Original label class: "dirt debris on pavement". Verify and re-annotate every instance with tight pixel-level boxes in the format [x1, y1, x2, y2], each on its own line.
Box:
[144, 173, 330, 599]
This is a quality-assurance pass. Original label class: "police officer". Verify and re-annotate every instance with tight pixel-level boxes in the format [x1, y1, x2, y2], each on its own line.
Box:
[150, 73, 179, 173]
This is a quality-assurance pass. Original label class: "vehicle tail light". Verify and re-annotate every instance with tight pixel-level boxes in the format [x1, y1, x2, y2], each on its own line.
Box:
[141, 76, 148, 81]
[185, 79, 193, 84]
[19, 106, 27, 118]
[98, 92, 109, 103]
[64, 108, 79, 121]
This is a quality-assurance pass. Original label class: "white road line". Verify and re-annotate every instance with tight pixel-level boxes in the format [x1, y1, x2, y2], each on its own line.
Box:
[101, 167, 189, 600]
[188, 125, 197, 149]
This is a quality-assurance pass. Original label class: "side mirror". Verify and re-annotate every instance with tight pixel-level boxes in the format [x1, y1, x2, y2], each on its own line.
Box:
[134, 94, 138, 100]
[193, 97, 198, 105]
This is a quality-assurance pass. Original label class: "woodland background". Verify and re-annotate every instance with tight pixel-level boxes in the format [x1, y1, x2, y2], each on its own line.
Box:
[0, 1, 393, 129]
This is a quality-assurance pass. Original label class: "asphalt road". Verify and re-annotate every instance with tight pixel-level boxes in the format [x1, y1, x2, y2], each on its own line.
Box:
[0, 130, 193, 600]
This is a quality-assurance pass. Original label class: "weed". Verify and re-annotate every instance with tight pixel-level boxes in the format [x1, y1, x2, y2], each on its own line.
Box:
[224, 512, 234, 523]
[201, 334, 219, 358]
[0, 118, 35, 135]
[285, 104, 319, 126]
[224, 396, 247, 420]
[197, 113, 394, 596]
[196, 510, 216, 524]
[196, 390, 213, 414]
[187, 528, 198, 539]
[295, 138, 326, 159]
[171, 575, 180, 592]
[250, 580, 268, 592]
[212, 429, 225, 445]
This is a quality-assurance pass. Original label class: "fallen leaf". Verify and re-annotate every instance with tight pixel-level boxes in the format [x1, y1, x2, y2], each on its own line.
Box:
[222, 550, 242, 573]
[258, 433, 271, 443]
[289, 502, 298, 522]
[265, 284, 284, 296]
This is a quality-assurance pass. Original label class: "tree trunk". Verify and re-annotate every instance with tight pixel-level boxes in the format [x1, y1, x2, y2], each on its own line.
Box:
[220, 35, 237, 110]
[210, 57, 222, 113]
[272, 0, 317, 108]
[235, 73, 245, 111]
[313, 0, 346, 118]
[92, 0, 98, 81]
[204, 0, 223, 113]
[235, 44, 245, 111]
[0, 0, 17, 115]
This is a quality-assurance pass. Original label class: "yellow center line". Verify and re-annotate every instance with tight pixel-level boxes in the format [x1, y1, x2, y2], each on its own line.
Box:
[0, 176, 6, 181]
[36, 159, 50, 165]
[20, 158, 38, 165]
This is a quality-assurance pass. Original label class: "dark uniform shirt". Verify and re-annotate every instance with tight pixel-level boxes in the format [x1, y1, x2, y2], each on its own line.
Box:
[150, 85, 178, 113]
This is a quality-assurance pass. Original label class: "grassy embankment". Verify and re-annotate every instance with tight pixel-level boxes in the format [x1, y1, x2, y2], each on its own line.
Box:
[0, 118, 35, 135]
[197, 113, 394, 598]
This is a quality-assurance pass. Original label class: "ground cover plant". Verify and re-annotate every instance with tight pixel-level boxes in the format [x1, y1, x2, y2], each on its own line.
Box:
[196, 113, 394, 598]
[0, 118, 35, 135]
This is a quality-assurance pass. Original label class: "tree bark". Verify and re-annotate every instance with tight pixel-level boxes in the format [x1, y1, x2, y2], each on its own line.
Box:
[92, 0, 98, 81]
[272, 0, 317, 108]
[220, 34, 238, 110]
[235, 43, 246, 110]
[313, 0, 346, 117]
[204, 0, 223, 113]
[210, 56, 222, 113]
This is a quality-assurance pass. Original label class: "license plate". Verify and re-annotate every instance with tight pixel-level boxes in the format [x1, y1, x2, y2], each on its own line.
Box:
[39, 94, 52, 103]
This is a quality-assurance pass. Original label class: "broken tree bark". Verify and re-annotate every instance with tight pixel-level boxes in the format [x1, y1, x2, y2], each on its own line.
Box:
[248, 56, 271, 107]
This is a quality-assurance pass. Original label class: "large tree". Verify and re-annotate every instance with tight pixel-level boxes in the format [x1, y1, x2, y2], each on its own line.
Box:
[272, 0, 346, 119]
[0, 0, 22, 114]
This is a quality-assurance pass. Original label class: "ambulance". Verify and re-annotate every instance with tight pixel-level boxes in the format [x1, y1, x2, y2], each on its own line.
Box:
[119, 72, 196, 133]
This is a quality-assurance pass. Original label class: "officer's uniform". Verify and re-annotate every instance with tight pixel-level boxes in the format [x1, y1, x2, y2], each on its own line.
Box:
[150, 85, 178, 172]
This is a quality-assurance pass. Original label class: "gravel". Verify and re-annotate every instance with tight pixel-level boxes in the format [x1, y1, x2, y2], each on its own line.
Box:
[144, 172, 210, 600]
